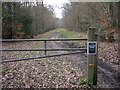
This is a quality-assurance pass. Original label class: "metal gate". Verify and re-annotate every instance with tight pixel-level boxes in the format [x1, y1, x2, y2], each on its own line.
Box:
[1, 27, 98, 86]
[1, 38, 87, 63]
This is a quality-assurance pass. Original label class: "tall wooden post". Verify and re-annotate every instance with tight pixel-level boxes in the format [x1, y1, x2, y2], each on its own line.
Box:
[118, 2, 120, 65]
[0, 1, 2, 38]
[0, 2, 2, 90]
[87, 27, 98, 85]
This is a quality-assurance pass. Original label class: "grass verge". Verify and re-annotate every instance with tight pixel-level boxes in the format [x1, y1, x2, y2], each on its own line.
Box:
[41, 28, 87, 39]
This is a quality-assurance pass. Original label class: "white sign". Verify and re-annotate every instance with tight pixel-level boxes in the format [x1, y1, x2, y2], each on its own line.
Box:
[87, 42, 97, 55]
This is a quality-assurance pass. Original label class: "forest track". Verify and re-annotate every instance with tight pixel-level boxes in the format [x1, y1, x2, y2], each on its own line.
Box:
[48, 31, 119, 88]
[2, 31, 119, 88]
[47, 32, 87, 69]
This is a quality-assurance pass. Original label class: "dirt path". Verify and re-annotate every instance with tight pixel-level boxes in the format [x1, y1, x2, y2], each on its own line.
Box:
[47, 32, 87, 69]
[48, 32, 119, 88]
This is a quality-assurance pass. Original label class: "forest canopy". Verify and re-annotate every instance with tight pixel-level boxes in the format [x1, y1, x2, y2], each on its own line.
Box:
[62, 2, 118, 42]
[1, 2, 119, 42]
[2, 2, 58, 39]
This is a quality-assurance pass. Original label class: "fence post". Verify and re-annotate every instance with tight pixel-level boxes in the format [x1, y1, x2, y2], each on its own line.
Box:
[87, 27, 98, 85]
[44, 40, 47, 55]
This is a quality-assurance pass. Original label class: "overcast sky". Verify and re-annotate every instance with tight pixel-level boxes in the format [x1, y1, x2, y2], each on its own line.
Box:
[43, 0, 70, 19]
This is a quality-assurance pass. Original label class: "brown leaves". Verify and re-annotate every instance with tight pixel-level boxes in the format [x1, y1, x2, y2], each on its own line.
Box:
[1, 32, 88, 88]
[98, 42, 118, 64]
[2, 55, 86, 88]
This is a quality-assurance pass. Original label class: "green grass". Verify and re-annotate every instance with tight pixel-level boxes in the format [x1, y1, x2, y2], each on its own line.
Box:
[79, 76, 87, 85]
[58, 29, 80, 38]
[43, 28, 87, 39]
[79, 70, 87, 85]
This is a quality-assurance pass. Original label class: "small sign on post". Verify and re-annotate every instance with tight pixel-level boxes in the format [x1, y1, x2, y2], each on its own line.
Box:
[87, 42, 97, 55]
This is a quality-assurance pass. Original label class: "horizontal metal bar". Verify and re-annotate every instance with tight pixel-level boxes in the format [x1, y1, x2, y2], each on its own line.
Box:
[1, 51, 86, 63]
[1, 48, 87, 51]
[1, 38, 87, 42]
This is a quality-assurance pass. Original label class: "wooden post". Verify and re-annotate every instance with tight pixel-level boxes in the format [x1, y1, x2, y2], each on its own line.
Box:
[87, 27, 98, 85]
[118, 2, 120, 65]
[0, 1, 1, 38]
[44, 40, 47, 55]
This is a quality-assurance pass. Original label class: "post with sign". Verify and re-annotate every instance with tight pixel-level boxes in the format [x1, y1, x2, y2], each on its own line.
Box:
[87, 27, 98, 85]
